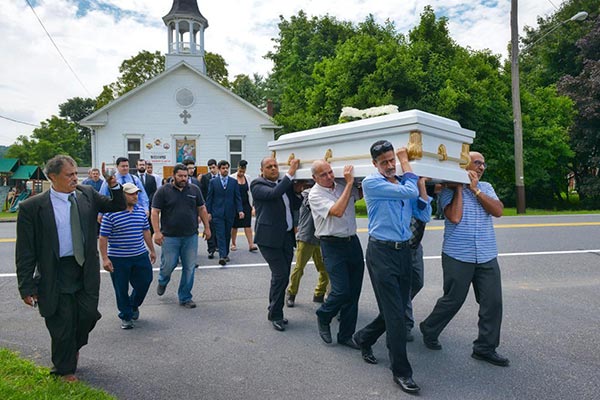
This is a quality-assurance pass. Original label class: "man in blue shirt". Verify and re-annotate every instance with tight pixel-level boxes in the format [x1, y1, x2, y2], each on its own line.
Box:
[99, 157, 149, 214]
[352, 140, 431, 395]
[81, 168, 103, 192]
[99, 183, 156, 330]
[419, 151, 508, 367]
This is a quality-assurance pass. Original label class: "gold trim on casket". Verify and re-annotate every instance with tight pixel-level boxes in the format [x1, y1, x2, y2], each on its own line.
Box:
[268, 109, 475, 183]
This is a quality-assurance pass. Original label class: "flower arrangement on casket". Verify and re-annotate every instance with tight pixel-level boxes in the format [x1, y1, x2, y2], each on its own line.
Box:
[268, 107, 475, 183]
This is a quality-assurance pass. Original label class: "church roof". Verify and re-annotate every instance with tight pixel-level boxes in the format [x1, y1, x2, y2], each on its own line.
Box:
[163, 0, 208, 26]
[80, 61, 278, 129]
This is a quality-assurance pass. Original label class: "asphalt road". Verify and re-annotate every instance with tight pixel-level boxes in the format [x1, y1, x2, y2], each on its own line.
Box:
[1, 214, 599, 400]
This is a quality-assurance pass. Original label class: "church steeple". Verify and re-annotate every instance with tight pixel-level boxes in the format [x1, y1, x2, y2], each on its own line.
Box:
[163, 0, 209, 73]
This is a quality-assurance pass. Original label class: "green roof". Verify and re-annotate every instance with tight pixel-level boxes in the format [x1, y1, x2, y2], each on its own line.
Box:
[11, 165, 46, 180]
[0, 158, 19, 173]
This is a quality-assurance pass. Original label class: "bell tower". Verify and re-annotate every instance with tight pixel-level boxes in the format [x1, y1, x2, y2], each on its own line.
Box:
[163, 0, 209, 73]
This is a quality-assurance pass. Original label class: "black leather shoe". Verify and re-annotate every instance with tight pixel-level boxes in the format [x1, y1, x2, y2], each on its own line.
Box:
[218, 258, 226, 266]
[157, 284, 166, 296]
[208, 252, 215, 259]
[420, 322, 442, 350]
[393, 376, 420, 394]
[224, 256, 230, 262]
[352, 333, 378, 364]
[338, 338, 360, 350]
[312, 294, 324, 303]
[272, 320, 285, 331]
[317, 317, 332, 344]
[471, 351, 510, 367]
[286, 294, 295, 308]
[282, 318, 288, 325]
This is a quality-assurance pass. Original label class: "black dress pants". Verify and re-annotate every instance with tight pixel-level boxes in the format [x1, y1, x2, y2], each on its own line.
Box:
[45, 257, 101, 375]
[420, 253, 503, 354]
[354, 239, 413, 378]
[259, 231, 296, 321]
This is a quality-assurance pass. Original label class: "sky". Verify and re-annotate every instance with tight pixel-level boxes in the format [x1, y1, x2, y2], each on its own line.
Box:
[0, 0, 566, 147]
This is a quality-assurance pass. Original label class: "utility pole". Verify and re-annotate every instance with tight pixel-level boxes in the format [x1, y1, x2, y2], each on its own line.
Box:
[511, 0, 526, 214]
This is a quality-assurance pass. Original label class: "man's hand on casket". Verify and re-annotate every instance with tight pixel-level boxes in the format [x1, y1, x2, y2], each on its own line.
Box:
[289, 158, 300, 176]
[343, 165, 354, 184]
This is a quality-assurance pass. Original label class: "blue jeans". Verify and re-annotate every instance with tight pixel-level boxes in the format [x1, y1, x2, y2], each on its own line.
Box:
[109, 252, 153, 320]
[158, 234, 199, 303]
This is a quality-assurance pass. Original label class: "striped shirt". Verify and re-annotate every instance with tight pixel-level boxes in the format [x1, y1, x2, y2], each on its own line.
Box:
[441, 182, 498, 263]
[99, 205, 149, 257]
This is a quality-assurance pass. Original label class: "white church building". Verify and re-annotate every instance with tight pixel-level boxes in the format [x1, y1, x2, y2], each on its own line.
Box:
[81, 0, 278, 178]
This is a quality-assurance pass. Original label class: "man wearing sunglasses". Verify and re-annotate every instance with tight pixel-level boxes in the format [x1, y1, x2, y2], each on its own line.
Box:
[352, 140, 431, 394]
[419, 152, 509, 367]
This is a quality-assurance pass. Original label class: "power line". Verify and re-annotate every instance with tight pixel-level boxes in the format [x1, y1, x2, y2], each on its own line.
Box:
[0, 114, 40, 128]
[25, 0, 92, 97]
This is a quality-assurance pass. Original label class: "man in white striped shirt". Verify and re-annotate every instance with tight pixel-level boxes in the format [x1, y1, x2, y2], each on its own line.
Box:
[99, 183, 156, 330]
[419, 151, 509, 367]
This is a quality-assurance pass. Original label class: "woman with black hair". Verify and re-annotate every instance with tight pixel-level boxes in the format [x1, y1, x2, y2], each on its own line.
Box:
[231, 160, 258, 251]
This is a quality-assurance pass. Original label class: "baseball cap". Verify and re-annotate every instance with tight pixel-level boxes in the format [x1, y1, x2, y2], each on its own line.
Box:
[123, 182, 141, 194]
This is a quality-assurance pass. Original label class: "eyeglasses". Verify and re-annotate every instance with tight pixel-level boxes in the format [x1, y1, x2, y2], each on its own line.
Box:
[372, 141, 393, 154]
[472, 160, 487, 168]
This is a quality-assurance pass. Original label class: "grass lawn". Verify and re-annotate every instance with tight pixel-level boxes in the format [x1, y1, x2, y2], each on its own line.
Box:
[0, 348, 115, 400]
[0, 211, 17, 220]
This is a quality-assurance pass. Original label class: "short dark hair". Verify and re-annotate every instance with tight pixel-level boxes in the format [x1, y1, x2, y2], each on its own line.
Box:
[173, 163, 187, 175]
[116, 157, 129, 166]
[238, 160, 248, 169]
[137, 158, 145, 164]
[370, 140, 394, 160]
[44, 155, 76, 176]
[145, 161, 153, 167]
[217, 160, 230, 168]
[182, 158, 195, 166]
[207, 159, 217, 167]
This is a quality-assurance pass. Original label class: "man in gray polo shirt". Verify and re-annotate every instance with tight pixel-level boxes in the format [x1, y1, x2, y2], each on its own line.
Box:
[151, 163, 211, 309]
[308, 160, 363, 349]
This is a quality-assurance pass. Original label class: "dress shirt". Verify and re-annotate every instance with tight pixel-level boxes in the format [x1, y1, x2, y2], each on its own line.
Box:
[362, 172, 431, 242]
[99, 173, 149, 210]
[309, 180, 358, 238]
[49, 188, 76, 258]
[440, 182, 499, 264]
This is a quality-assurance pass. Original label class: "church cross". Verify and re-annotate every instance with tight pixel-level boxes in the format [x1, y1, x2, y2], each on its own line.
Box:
[179, 110, 191, 124]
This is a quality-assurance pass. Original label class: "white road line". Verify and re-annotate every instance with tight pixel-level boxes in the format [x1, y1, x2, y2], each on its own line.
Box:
[1, 249, 599, 278]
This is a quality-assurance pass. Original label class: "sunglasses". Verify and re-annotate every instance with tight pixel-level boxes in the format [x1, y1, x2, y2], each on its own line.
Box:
[372, 141, 393, 154]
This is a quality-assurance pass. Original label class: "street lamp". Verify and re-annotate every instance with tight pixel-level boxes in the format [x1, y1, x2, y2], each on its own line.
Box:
[510, 1, 587, 214]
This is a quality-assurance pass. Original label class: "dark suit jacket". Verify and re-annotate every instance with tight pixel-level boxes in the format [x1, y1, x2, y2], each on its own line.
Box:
[16, 185, 126, 317]
[136, 172, 157, 207]
[199, 173, 214, 201]
[250, 176, 299, 248]
[206, 176, 242, 223]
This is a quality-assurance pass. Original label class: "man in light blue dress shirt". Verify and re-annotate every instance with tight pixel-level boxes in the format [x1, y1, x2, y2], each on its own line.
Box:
[419, 151, 509, 367]
[99, 157, 149, 212]
[352, 140, 431, 395]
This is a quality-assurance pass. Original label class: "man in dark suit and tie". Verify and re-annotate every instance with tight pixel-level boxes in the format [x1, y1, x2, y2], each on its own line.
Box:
[16, 155, 126, 382]
[183, 157, 201, 188]
[206, 160, 243, 266]
[251, 156, 300, 331]
[200, 159, 218, 259]
[135, 159, 157, 206]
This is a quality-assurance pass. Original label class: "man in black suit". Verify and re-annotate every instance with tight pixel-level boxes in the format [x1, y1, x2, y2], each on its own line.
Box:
[251, 156, 300, 331]
[183, 157, 201, 188]
[206, 160, 243, 266]
[16, 155, 125, 382]
[200, 159, 218, 258]
[135, 159, 157, 206]
[136, 159, 158, 233]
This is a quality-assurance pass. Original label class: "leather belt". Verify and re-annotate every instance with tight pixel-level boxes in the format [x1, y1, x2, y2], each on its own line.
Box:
[319, 235, 355, 242]
[369, 236, 410, 250]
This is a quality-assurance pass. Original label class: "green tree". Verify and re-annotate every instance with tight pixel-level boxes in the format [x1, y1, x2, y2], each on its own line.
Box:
[558, 16, 600, 207]
[59, 97, 96, 165]
[205, 51, 230, 87]
[6, 116, 86, 166]
[231, 73, 265, 108]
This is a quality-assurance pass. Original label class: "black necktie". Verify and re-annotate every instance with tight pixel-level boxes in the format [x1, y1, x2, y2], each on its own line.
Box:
[141, 174, 145, 185]
[68, 194, 85, 266]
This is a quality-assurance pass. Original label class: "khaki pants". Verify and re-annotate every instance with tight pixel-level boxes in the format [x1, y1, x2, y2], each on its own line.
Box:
[287, 241, 329, 297]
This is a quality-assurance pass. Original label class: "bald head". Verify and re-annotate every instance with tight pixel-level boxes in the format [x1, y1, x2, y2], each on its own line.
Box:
[312, 159, 335, 188]
[260, 157, 280, 182]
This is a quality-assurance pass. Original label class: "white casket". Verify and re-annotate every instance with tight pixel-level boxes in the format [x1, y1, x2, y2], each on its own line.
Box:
[268, 109, 475, 183]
